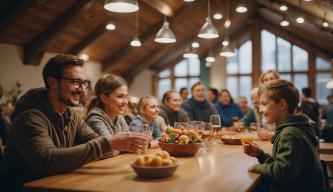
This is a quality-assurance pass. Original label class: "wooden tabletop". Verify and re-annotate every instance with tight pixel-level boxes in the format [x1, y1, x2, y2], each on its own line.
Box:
[24, 141, 272, 192]
[319, 142, 333, 154]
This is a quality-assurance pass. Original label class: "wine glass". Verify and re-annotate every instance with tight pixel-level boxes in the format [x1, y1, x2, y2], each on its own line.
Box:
[174, 122, 189, 130]
[202, 122, 214, 151]
[210, 115, 221, 135]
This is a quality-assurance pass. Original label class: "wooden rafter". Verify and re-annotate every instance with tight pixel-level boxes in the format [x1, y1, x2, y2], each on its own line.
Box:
[102, 1, 196, 71]
[69, 19, 109, 55]
[0, 0, 37, 33]
[23, 0, 91, 65]
[141, 0, 173, 17]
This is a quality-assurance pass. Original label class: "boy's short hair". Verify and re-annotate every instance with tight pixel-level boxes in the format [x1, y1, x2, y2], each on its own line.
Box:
[302, 87, 312, 98]
[259, 79, 299, 114]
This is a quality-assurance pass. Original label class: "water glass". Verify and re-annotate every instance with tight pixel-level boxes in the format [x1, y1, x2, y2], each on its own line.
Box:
[174, 122, 189, 130]
[202, 122, 214, 151]
[249, 122, 258, 131]
[135, 123, 151, 154]
[210, 115, 221, 135]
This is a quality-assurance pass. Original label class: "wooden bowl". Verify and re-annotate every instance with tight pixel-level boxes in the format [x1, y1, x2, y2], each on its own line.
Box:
[221, 136, 242, 145]
[130, 161, 179, 179]
[158, 143, 201, 157]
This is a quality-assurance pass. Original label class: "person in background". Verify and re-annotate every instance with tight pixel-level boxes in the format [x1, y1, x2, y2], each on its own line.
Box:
[207, 87, 219, 104]
[124, 97, 138, 125]
[214, 89, 243, 127]
[259, 69, 280, 85]
[85, 74, 129, 137]
[159, 90, 190, 127]
[0, 55, 148, 192]
[179, 87, 189, 101]
[181, 82, 217, 122]
[244, 80, 323, 192]
[0, 107, 8, 145]
[257, 70, 280, 140]
[129, 96, 162, 142]
[237, 96, 249, 115]
[322, 94, 333, 126]
[242, 88, 260, 128]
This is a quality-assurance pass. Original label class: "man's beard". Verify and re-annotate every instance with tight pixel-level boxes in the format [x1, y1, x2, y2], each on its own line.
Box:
[57, 91, 81, 107]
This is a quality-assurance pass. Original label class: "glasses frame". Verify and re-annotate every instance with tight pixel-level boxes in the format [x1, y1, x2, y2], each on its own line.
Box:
[61, 77, 90, 89]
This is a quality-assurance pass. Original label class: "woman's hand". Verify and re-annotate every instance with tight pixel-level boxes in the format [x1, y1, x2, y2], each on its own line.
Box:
[108, 132, 148, 153]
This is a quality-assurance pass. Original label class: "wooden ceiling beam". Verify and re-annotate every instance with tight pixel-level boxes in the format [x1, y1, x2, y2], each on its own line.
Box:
[141, 0, 173, 17]
[69, 19, 109, 55]
[0, 0, 37, 33]
[23, 0, 91, 65]
[103, 0, 202, 71]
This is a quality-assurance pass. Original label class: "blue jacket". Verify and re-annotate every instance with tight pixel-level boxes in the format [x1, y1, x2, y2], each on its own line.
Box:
[181, 98, 217, 122]
[214, 102, 243, 127]
[129, 115, 161, 139]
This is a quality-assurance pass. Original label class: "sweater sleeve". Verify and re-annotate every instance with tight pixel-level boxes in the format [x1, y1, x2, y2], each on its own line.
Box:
[85, 114, 111, 137]
[253, 134, 304, 186]
[12, 111, 111, 176]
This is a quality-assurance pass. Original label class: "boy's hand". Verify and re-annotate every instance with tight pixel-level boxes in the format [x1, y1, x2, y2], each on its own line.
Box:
[243, 142, 263, 158]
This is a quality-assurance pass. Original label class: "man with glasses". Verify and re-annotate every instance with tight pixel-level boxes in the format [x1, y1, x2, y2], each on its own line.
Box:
[0, 54, 148, 191]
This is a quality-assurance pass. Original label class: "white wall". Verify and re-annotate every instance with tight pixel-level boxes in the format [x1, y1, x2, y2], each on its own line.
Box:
[128, 69, 153, 98]
[0, 43, 102, 103]
[209, 55, 227, 91]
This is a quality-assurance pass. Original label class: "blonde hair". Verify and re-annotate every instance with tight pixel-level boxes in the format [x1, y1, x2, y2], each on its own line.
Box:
[259, 79, 299, 114]
[259, 70, 280, 85]
[137, 96, 158, 115]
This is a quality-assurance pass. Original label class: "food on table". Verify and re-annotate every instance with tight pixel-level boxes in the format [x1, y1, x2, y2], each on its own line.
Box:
[160, 127, 202, 144]
[134, 151, 177, 167]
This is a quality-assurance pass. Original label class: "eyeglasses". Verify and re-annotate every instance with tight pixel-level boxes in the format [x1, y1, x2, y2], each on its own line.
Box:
[61, 77, 90, 89]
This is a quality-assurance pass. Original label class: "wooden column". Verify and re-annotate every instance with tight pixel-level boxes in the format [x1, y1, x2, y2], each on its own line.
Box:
[308, 51, 316, 99]
[251, 23, 261, 88]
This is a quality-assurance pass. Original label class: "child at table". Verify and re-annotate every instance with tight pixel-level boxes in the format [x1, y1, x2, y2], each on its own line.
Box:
[243, 80, 323, 192]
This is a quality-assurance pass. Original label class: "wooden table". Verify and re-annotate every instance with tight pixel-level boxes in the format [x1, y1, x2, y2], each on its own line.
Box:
[319, 142, 333, 154]
[24, 141, 272, 192]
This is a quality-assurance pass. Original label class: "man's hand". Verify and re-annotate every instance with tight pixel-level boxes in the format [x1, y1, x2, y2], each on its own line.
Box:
[243, 142, 263, 158]
[108, 132, 148, 153]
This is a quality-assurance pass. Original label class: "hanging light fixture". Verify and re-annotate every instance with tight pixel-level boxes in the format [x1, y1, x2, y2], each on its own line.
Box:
[105, 20, 116, 30]
[222, 40, 229, 46]
[205, 56, 215, 63]
[224, 0, 231, 29]
[213, 12, 223, 20]
[322, 13, 329, 28]
[183, 46, 198, 59]
[130, 11, 141, 47]
[280, 15, 289, 27]
[154, 16, 176, 43]
[191, 41, 200, 48]
[235, 1, 247, 13]
[296, 0, 305, 24]
[104, 0, 139, 13]
[198, 0, 219, 39]
[205, 62, 212, 67]
[279, 3, 288, 11]
[220, 45, 236, 57]
[183, 0, 195, 2]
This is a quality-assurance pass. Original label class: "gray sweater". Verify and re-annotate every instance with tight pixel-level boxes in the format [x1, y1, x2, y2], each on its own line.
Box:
[85, 107, 129, 136]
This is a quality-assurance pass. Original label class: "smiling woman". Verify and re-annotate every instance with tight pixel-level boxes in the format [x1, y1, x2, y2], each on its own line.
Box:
[85, 74, 129, 138]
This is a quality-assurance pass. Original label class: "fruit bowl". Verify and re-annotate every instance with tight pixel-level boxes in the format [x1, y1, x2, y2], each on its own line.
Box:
[130, 161, 179, 179]
[158, 143, 201, 156]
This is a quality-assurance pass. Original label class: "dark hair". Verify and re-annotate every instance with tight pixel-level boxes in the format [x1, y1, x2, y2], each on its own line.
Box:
[208, 88, 219, 98]
[179, 87, 188, 94]
[219, 89, 234, 103]
[191, 81, 204, 91]
[162, 90, 179, 104]
[259, 79, 299, 114]
[43, 54, 83, 90]
[87, 74, 127, 112]
[302, 87, 312, 98]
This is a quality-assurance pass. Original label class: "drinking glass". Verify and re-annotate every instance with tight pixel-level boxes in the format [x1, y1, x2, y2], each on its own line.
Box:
[174, 122, 189, 130]
[210, 115, 221, 135]
[135, 123, 151, 154]
[202, 122, 214, 151]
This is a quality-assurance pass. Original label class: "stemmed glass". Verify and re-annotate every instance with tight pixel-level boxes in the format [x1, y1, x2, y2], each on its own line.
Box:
[210, 115, 221, 135]
[174, 122, 189, 130]
[202, 122, 214, 151]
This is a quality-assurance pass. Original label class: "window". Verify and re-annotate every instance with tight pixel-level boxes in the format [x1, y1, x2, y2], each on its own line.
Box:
[261, 30, 309, 93]
[316, 57, 332, 104]
[157, 58, 201, 99]
[226, 40, 252, 104]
